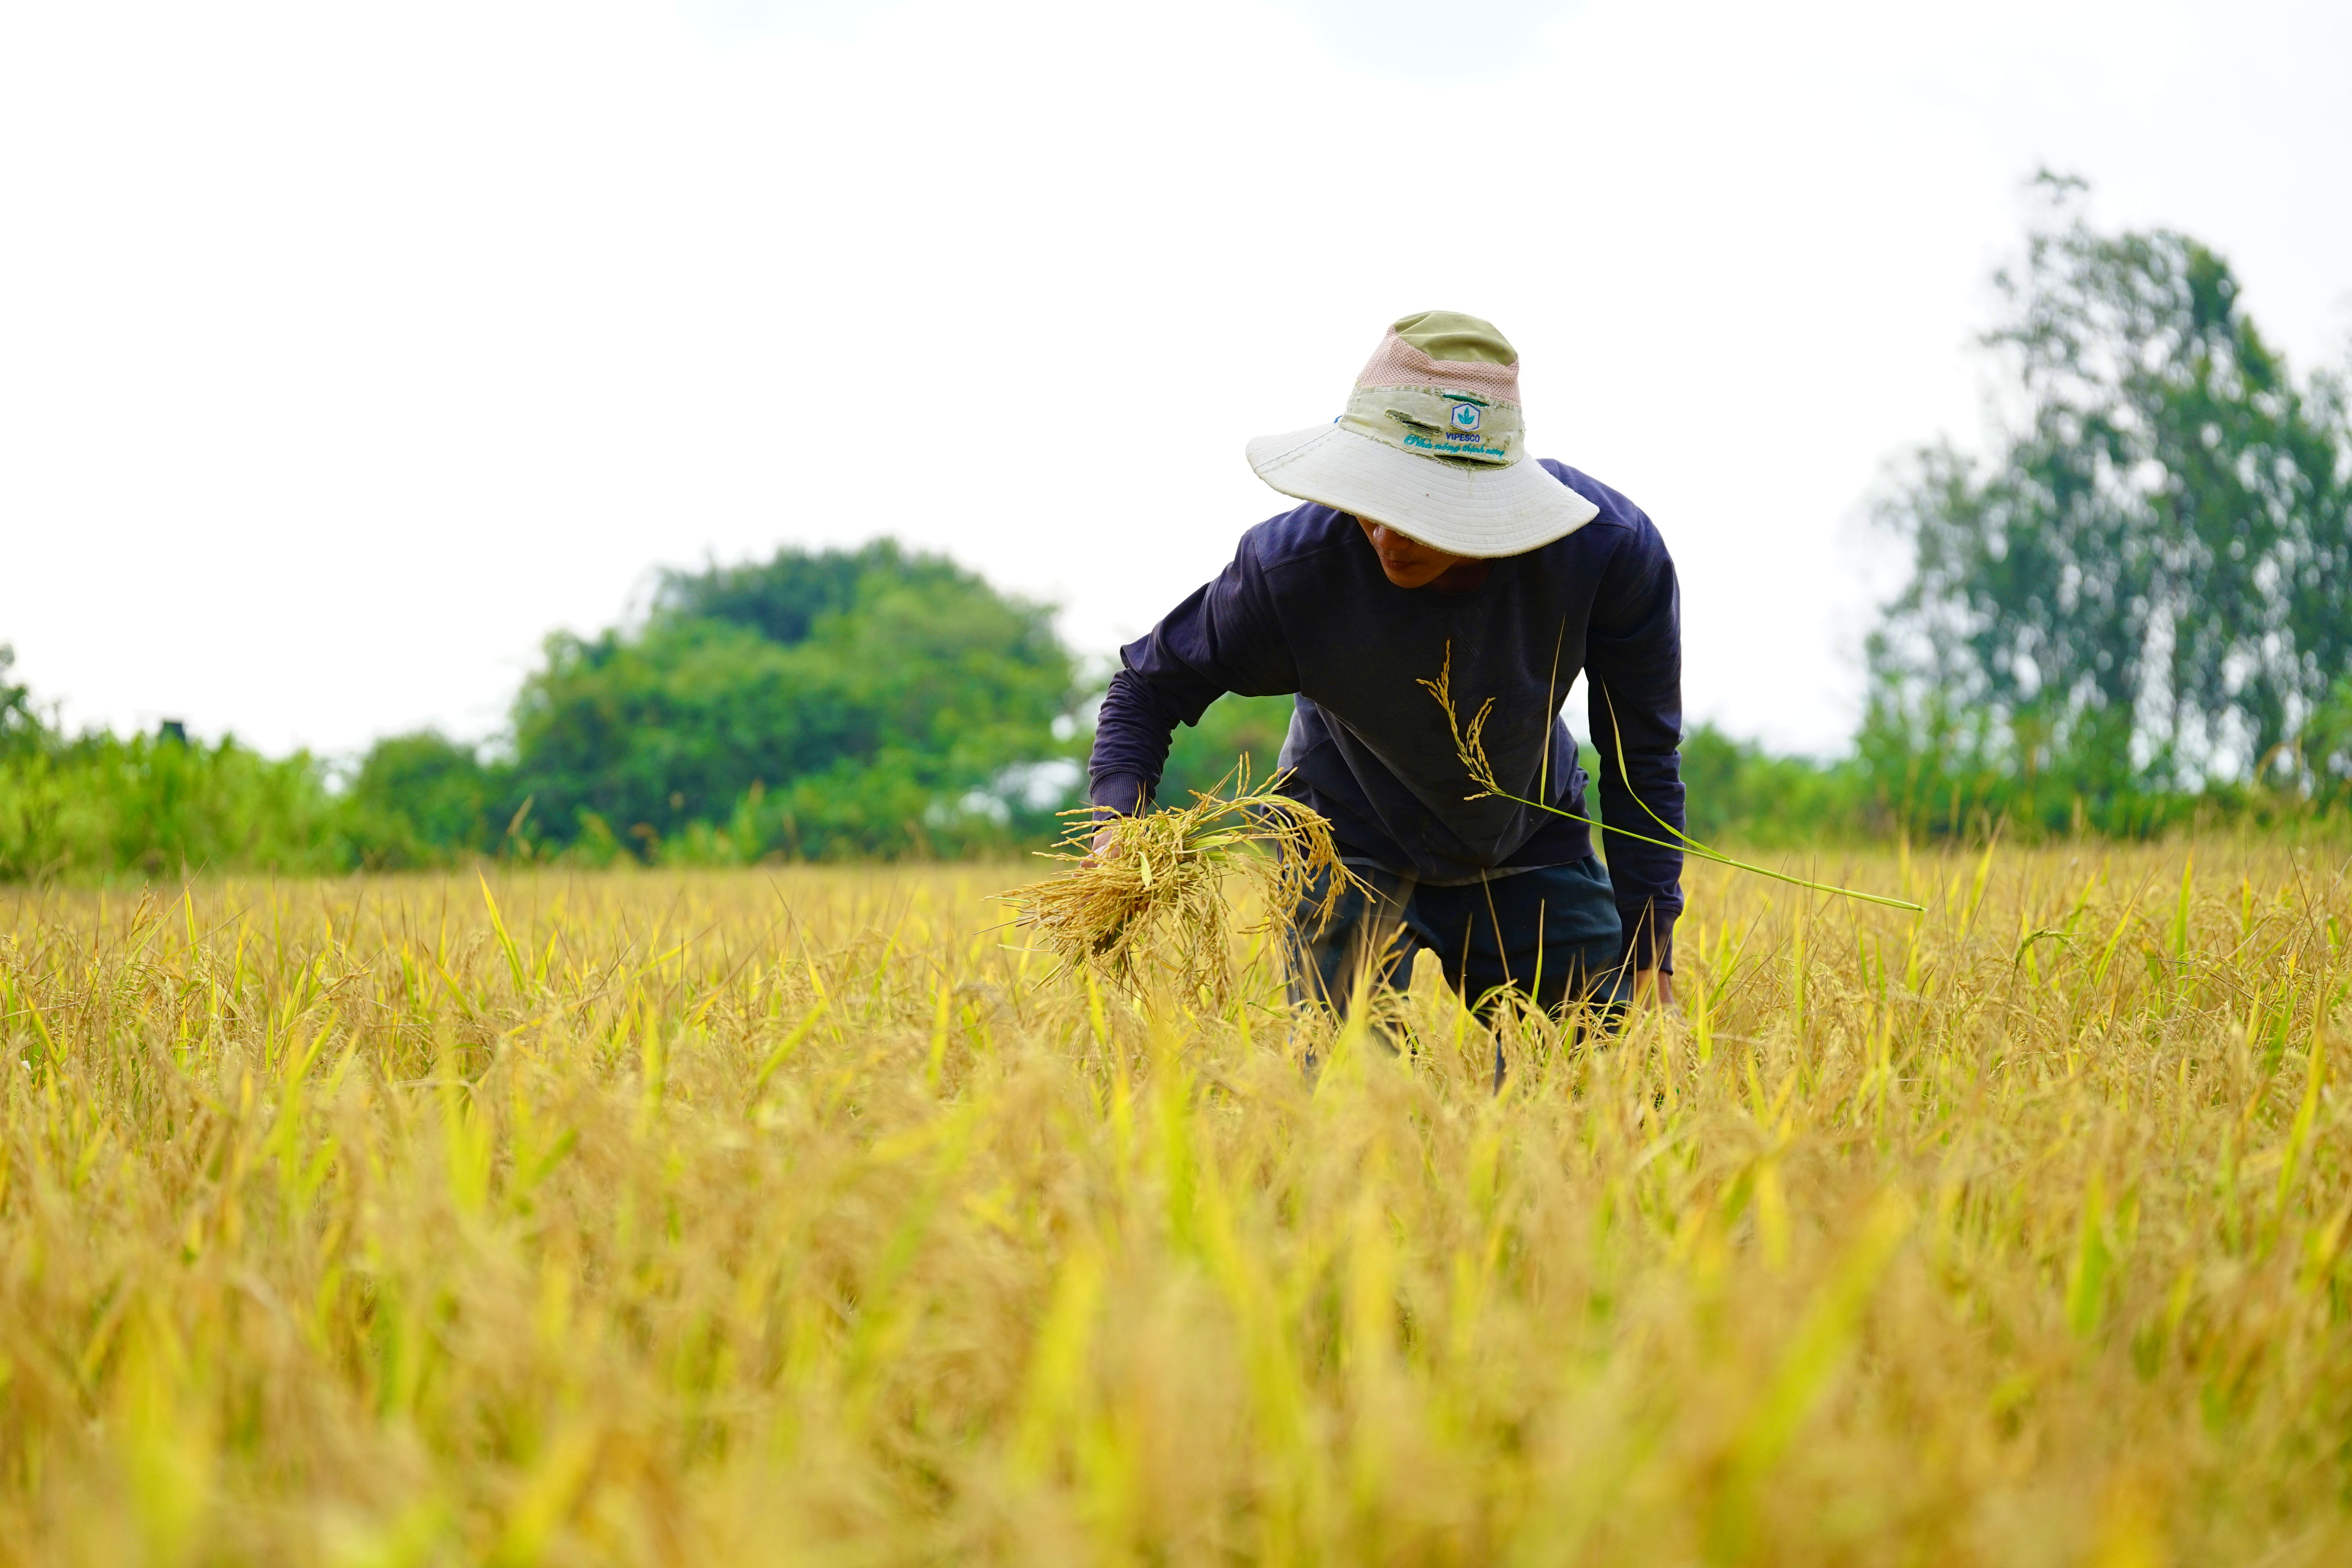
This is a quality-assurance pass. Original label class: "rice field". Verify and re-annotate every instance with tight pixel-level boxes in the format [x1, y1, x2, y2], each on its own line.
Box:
[2, 843, 2348, 1565]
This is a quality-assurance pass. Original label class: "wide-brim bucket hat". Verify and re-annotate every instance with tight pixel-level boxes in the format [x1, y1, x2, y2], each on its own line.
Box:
[1245, 310, 1598, 557]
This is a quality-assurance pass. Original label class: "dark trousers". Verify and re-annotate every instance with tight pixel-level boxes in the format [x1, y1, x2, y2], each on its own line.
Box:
[1285, 855, 1632, 1018]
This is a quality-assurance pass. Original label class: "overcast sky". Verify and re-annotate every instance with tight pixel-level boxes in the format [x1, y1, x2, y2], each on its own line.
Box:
[3, 0, 2347, 760]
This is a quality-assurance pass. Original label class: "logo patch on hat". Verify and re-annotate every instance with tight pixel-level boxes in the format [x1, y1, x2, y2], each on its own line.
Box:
[1346, 383, 1517, 465]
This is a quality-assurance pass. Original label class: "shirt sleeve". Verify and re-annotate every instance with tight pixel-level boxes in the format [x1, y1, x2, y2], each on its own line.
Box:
[1087, 533, 1299, 816]
[1583, 516, 1685, 972]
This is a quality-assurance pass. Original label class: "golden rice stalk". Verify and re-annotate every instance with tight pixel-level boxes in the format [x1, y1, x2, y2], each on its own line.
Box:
[1001, 761, 1360, 1002]
[1420, 646, 1926, 913]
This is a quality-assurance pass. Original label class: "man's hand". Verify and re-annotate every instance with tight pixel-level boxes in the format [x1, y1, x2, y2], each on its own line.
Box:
[1083, 823, 1120, 868]
[1632, 968, 1674, 1008]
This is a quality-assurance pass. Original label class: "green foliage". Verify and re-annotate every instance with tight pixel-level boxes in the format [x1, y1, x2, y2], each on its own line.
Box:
[2, 655, 359, 877]
[1868, 174, 2352, 829]
[503, 541, 1082, 859]
[2300, 676, 2352, 796]
[659, 539, 964, 647]
[339, 730, 509, 869]
[1679, 724, 1877, 845]
[1, 542, 1086, 881]
[0, 646, 45, 761]
[1159, 693, 1295, 804]
[0, 728, 344, 881]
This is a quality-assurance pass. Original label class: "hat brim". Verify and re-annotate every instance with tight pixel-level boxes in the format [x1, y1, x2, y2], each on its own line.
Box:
[1244, 424, 1600, 557]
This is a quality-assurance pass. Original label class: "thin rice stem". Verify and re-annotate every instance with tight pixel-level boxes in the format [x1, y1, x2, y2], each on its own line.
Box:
[1418, 649, 1925, 915]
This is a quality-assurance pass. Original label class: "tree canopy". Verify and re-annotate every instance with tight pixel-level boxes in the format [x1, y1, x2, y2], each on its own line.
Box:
[469, 540, 1084, 860]
[1867, 176, 2352, 828]
[0, 646, 37, 758]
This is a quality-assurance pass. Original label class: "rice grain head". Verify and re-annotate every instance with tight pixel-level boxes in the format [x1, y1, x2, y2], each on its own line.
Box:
[1000, 761, 1361, 1004]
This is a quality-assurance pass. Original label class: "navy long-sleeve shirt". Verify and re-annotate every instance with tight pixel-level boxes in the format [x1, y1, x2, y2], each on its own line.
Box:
[1089, 459, 1685, 971]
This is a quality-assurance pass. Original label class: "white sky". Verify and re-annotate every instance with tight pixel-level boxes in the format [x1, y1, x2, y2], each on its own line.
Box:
[2, 0, 2347, 760]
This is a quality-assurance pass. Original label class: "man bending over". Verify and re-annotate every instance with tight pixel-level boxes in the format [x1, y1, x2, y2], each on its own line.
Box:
[1090, 310, 1684, 1017]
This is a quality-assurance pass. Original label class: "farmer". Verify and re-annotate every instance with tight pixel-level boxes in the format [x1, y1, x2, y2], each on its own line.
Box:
[1089, 310, 1682, 1018]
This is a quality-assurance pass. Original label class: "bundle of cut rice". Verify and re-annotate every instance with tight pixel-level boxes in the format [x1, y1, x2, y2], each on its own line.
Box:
[1002, 765, 1357, 1003]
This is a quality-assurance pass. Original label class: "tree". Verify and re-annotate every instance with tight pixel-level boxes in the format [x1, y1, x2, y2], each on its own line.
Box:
[1868, 176, 2352, 828]
[657, 539, 971, 646]
[505, 541, 1082, 855]
[1159, 693, 1295, 804]
[0, 644, 41, 757]
[339, 731, 506, 868]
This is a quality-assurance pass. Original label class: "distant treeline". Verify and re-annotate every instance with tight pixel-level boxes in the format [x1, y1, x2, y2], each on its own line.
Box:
[4, 646, 2343, 884]
[5, 180, 2350, 880]
[0, 541, 1083, 878]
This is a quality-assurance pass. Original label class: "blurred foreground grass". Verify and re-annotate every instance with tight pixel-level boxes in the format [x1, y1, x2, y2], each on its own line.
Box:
[2, 846, 2348, 1564]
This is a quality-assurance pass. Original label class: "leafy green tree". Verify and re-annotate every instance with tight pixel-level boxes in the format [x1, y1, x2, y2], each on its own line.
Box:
[1868, 176, 2352, 830]
[506, 541, 1082, 856]
[659, 540, 969, 646]
[0, 644, 40, 757]
[339, 731, 508, 868]
[1159, 693, 1296, 805]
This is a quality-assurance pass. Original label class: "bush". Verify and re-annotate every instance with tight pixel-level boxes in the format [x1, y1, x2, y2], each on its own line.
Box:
[1678, 725, 1878, 846]
[0, 730, 343, 881]
[339, 731, 510, 869]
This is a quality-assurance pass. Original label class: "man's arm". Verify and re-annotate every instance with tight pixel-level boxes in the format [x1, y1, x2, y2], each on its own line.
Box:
[1087, 538, 1300, 822]
[1089, 664, 1209, 820]
[1584, 515, 1685, 977]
